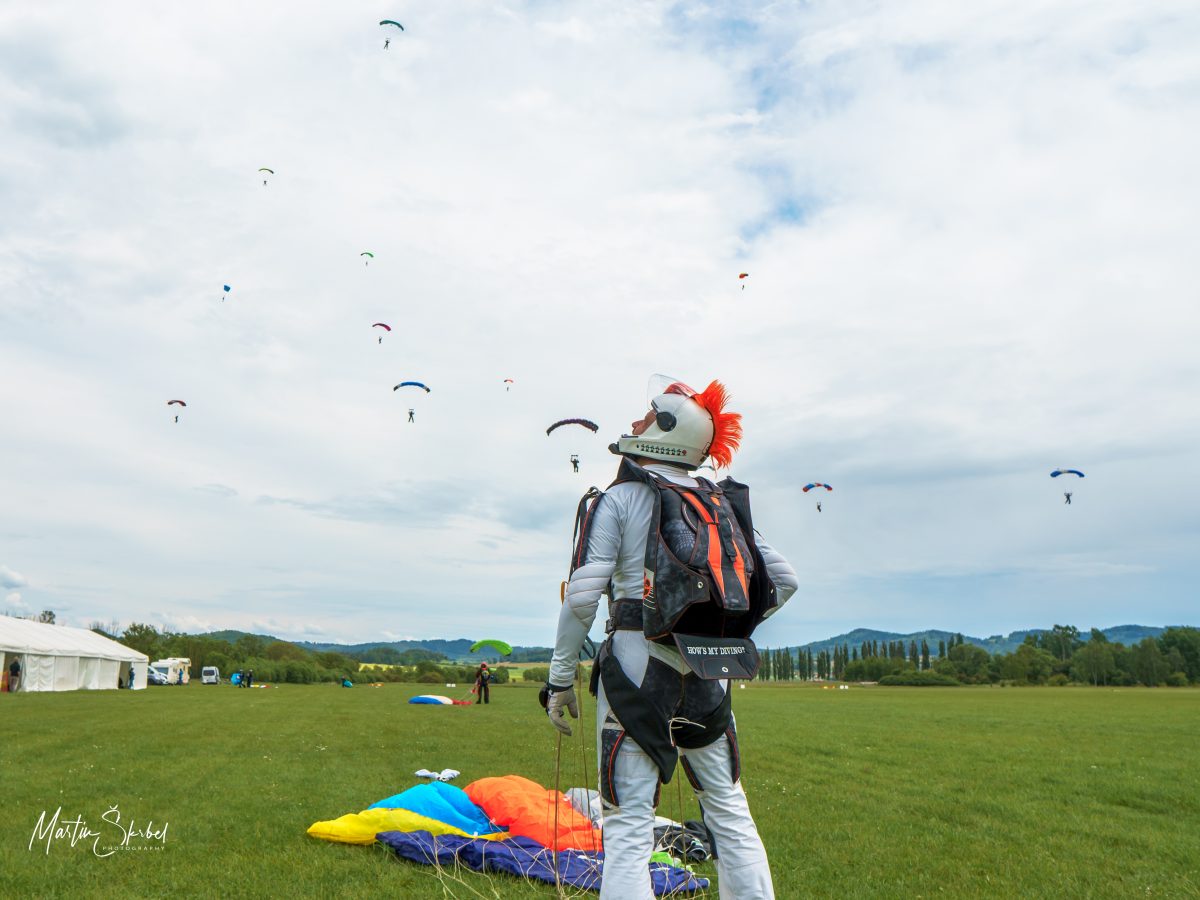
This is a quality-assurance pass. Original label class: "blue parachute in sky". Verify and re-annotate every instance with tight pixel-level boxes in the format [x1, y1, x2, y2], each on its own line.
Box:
[802, 483, 832, 492]
[1050, 469, 1085, 478]
[394, 381, 431, 393]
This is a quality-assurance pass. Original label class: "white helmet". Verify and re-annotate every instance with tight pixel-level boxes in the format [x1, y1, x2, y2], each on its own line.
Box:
[613, 375, 742, 470]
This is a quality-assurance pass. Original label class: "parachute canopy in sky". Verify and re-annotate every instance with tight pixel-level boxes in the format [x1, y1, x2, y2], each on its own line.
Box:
[373, 323, 392, 331]
[802, 483, 832, 492]
[223, 285, 231, 292]
[470, 639, 512, 656]
[379, 19, 405, 30]
[738, 273, 749, 280]
[258, 168, 274, 174]
[167, 400, 187, 407]
[1050, 469, 1085, 478]
[546, 418, 599, 436]
[394, 381, 431, 393]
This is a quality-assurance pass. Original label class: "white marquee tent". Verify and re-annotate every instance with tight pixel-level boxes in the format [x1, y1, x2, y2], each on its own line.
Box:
[0, 617, 149, 692]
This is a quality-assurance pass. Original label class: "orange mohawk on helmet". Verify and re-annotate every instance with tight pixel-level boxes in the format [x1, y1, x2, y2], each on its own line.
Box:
[694, 380, 742, 468]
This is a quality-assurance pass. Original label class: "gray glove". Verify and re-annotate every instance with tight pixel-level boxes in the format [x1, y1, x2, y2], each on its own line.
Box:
[544, 684, 579, 736]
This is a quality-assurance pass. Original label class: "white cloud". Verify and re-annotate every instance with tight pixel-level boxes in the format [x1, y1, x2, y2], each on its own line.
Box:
[1, 1, 1197, 646]
[0, 566, 28, 589]
[5, 592, 27, 612]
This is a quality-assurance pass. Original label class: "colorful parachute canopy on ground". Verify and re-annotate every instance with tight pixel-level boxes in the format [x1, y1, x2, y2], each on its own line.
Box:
[373, 322, 392, 331]
[368, 782, 500, 837]
[802, 482, 832, 492]
[470, 639, 512, 656]
[167, 400, 186, 407]
[409, 695, 454, 704]
[310, 775, 707, 894]
[394, 381, 431, 393]
[379, 19, 404, 30]
[378, 831, 708, 895]
[308, 807, 501, 846]
[1050, 469, 1085, 478]
[546, 418, 599, 436]
[466, 775, 601, 853]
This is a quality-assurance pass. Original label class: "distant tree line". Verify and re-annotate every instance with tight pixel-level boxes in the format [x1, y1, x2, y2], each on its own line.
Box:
[757, 626, 1200, 687]
[85, 623, 510, 686]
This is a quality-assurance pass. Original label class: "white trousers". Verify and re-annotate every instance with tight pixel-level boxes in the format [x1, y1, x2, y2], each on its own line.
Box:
[596, 683, 774, 900]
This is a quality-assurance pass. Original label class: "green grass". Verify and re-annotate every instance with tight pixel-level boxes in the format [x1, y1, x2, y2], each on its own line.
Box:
[1, 683, 1197, 898]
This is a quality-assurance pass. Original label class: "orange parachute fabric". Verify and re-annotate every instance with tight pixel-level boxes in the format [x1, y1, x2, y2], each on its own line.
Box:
[465, 775, 602, 852]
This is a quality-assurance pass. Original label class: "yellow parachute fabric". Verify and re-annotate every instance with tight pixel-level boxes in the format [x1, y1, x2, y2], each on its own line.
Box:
[306, 807, 506, 845]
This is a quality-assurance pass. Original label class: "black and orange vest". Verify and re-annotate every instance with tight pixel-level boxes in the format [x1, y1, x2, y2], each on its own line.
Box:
[572, 458, 778, 650]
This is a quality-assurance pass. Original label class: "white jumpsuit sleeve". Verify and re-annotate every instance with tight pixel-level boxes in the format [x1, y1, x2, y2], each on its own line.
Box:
[548, 493, 622, 687]
[755, 534, 798, 618]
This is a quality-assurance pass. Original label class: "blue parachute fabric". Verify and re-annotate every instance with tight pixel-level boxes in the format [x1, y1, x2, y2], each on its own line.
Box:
[369, 783, 499, 838]
[377, 830, 709, 895]
[409, 695, 450, 705]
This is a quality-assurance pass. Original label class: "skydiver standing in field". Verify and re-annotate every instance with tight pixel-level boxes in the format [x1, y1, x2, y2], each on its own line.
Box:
[542, 376, 798, 899]
[474, 663, 491, 705]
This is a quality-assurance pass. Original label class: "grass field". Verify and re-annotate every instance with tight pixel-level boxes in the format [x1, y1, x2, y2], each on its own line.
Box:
[2, 682, 1197, 898]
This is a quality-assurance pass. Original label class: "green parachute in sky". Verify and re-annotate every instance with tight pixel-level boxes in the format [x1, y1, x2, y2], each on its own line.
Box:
[470, 639, 512, 656]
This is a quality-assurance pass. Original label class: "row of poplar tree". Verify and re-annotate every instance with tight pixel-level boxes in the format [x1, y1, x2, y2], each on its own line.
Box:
[757, 626, 1200, 686]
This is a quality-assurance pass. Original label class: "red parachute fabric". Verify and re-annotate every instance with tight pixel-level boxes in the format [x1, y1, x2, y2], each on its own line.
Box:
[465, 775, 602, 852]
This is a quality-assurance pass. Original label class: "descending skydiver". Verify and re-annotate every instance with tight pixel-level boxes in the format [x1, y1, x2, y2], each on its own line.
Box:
[408, 408, 415, 423]
[1065, 492, 1073, 505]
[571, 454, 580, 474]
[542, 376, 798, 899]
[816, 501, 822, 513]
[384, 38, 390, 49]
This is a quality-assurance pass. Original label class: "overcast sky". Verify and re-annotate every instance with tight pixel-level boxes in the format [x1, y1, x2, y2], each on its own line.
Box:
[2, 1, 1197, 649]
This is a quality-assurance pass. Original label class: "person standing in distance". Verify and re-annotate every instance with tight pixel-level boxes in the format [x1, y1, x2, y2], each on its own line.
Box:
[541, 376, 798, 899]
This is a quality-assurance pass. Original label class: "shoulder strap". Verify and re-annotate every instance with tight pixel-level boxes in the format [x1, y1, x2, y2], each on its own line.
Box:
[570, 486, 604, 573]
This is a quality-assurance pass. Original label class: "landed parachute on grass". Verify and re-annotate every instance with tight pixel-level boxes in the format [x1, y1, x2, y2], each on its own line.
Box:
[394, 381, 431, 393]
[546, 418, 598, 436]
[470, 639, 512, 657]
[308, 775, 707, 893]
[409, 695, 466, 705]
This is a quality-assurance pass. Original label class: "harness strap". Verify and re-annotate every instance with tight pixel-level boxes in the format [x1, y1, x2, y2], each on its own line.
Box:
[605, 598, 643, 634]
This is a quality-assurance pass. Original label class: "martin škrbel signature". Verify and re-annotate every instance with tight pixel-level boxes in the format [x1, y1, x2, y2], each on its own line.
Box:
[29, 804, 169, 858]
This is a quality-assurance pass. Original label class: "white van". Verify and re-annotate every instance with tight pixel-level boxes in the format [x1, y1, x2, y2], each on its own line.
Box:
[201, 666, 220, 685]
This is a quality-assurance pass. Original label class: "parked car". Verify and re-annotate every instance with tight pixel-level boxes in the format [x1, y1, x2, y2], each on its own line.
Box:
[201, 666, 220, 684]
[146, 668, 169, 685]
